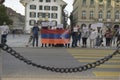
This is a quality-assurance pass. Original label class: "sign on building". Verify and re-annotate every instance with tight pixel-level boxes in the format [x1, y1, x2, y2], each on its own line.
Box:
[48, 22, 55, 27]
[57, 24, 63, 28]
[41, 22, 48, 27]
[91, 23, 104, 29]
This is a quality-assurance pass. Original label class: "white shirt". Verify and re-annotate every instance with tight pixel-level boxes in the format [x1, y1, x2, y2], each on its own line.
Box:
[82, 27, 88, 33]
[89, 30, 97, 39]
[73, 27, 78, 32]
[0, 25, 9, 35]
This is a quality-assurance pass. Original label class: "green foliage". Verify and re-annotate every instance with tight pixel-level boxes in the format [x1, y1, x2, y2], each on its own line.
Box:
[0, 5, 13, 25]
[0, 0, 5, 4]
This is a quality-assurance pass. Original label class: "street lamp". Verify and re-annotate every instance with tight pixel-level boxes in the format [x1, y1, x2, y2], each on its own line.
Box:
[64, 10, 69, 28]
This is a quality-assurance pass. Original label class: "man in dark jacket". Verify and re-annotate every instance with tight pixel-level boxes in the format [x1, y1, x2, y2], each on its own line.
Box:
[32, 23, 40, 47]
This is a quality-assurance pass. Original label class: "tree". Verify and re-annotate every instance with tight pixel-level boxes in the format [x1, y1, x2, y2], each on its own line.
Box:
[0, 0, 5, 4]
[0, 5, 13, 25]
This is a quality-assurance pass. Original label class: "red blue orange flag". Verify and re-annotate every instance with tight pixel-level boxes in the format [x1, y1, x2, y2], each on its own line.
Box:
[41, 29, 70, 44]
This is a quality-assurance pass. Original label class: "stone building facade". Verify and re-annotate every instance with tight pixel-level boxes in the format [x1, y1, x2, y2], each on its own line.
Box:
[20, 0, 67, 33]
[71, 0, 120, 29]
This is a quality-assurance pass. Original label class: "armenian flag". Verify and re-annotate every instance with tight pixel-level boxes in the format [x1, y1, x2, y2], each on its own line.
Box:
[41, 29, 70, 44]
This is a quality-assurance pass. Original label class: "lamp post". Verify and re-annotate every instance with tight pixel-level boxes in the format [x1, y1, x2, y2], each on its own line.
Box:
[64, 10, 69, 28]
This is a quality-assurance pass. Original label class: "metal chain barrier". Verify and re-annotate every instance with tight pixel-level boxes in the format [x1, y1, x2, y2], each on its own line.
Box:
[0, 43, 120, 73]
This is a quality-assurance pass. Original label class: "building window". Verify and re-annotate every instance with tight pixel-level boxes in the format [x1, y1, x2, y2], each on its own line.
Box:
[107, 0, 111, 7]
[82, 0, 86, 5]
[51, 13, 57, 19]
[39, 5, 43, 10]
[90, 11, 94, 19]
[30, 5, 36, 10]
[46, 13, 50, 18]
[115, 11, 119, 19]
[52, 6, 58, 11]
[42, 13, 46, 18]
[39, 0, 43, 2]
[44, 6, 50, 10]
[90, 0, 94, 5]
[38, 12, 50, 18]
[82, 11, 86, 19]
[30, 12, 36, 18]
[38, 12, 43, 18]
[99, 0, 103, 3]
[107, 11, 111, 19]
[29, 20, 36, 26]
[98, 11, 103, 18]
[46, 0, 51, 2]
[54, 0, 56, 2]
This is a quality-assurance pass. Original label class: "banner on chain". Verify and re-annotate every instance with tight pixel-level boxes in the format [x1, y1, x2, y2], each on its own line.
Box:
[41, 29, 70, 44]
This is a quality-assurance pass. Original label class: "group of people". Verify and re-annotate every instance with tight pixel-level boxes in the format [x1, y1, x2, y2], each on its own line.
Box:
[0, 22, 120, 48]
[26, 23, 120, 48]
[71, 25, 120, 48]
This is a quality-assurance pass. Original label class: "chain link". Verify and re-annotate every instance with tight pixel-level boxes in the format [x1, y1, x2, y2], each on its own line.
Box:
[0, 43, 120, 73]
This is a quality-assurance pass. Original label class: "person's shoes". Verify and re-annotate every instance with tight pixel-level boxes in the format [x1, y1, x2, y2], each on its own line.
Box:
[36, 45, 38, 47]
[72, 46, 75, 48]
[82, 46, 84, 48]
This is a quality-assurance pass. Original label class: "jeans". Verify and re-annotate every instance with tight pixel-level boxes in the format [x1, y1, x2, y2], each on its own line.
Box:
[72, 33, 78, 47]
[1, 34, 7, 44]
[82, 37, 87, 47]
[32, 35, 39, 47]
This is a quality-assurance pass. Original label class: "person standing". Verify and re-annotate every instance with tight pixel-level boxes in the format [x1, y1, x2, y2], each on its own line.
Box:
[41, 24, 48, 47]
[71, 25, 79, 47]
[95, 28, 103, 47]
[32, 23, 40, 47]
[104, 28, 113, 47]
[89, 29, 97, 48]
[0, 22, 9, 44]
[26, 28, 33, 47]
[12, 29, 16, 38]
[81, 26, 89, 48]
[116, 27, 120, 47]
[77, 27, 81, 47]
